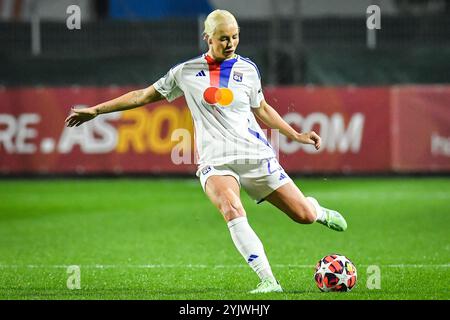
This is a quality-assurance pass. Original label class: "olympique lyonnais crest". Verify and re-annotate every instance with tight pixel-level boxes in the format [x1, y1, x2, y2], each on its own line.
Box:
[201, 166, 212, 175]
[233, 71, 243, 82]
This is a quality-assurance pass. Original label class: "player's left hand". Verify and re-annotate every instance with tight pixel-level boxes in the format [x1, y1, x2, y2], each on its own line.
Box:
[295, 131, 321, 150]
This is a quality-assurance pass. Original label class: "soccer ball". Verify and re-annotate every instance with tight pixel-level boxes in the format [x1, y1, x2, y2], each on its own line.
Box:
[314, 254, 357, 292]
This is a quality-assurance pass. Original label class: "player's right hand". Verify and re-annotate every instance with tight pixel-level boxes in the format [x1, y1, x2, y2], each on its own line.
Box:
[65, 107, 97, 127]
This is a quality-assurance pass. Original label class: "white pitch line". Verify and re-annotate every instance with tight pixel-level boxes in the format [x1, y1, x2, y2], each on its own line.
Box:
[0, 264, 448, 269]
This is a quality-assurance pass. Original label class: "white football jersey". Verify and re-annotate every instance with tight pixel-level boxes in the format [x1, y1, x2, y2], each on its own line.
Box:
[153, 53, 276, 167]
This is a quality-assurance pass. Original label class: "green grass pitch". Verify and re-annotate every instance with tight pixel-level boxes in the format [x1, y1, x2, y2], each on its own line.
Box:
[0, 177, 449, 300]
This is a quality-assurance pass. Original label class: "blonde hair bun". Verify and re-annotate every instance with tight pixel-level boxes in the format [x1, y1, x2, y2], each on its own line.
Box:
[203, 9, 238, 39]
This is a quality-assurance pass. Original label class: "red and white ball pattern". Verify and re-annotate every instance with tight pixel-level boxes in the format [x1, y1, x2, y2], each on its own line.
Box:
[314, 254, 357, 292]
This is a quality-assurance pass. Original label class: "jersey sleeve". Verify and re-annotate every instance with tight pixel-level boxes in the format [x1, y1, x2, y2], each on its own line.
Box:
[249, 69, 265, 109]
[153, 66, 184, 102]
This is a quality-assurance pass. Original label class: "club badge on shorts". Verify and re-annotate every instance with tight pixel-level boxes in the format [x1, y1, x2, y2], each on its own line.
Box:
[201, 166, 212, 175]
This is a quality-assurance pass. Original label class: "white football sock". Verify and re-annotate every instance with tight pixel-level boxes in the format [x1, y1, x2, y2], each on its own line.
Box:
[306, 196, 326, 223]
[227, 216, 275, 281]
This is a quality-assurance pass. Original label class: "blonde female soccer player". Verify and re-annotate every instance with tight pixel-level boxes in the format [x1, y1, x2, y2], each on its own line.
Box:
[65, 9, 347, 294]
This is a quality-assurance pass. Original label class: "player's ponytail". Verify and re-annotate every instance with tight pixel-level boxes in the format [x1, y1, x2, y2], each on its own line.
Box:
[203, 9, 239, 41]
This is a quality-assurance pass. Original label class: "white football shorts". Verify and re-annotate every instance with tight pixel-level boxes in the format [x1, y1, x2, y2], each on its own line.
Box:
[196, 158, 292, 203]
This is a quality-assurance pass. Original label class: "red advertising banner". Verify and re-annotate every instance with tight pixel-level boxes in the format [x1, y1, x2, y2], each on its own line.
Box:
[0, 85, 448, 174]
[264, 86, 391, 173]
[391, 86, 450, 172]
[0, 86, 196, 174]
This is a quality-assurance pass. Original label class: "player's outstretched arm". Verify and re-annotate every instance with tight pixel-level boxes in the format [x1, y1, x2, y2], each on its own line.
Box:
[65, 85, 163, 127]
[252, 99, 321, 150]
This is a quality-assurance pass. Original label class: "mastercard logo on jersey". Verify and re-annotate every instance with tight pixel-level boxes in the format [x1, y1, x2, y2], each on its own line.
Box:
[203, 87, 234, 107]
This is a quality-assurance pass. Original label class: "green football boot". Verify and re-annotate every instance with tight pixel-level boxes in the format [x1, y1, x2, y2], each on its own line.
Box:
[249, 278, 283, 294]
[307, 196, 347, 232]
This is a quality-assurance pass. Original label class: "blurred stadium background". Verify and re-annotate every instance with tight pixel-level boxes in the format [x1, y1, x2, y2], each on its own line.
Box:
[1, 0, 449, 175]
[0, 0, 449, 300]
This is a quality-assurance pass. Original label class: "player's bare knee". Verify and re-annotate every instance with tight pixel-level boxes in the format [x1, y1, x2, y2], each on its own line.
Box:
[221, 204, 245, 222]
[218, 197, 245, 222]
